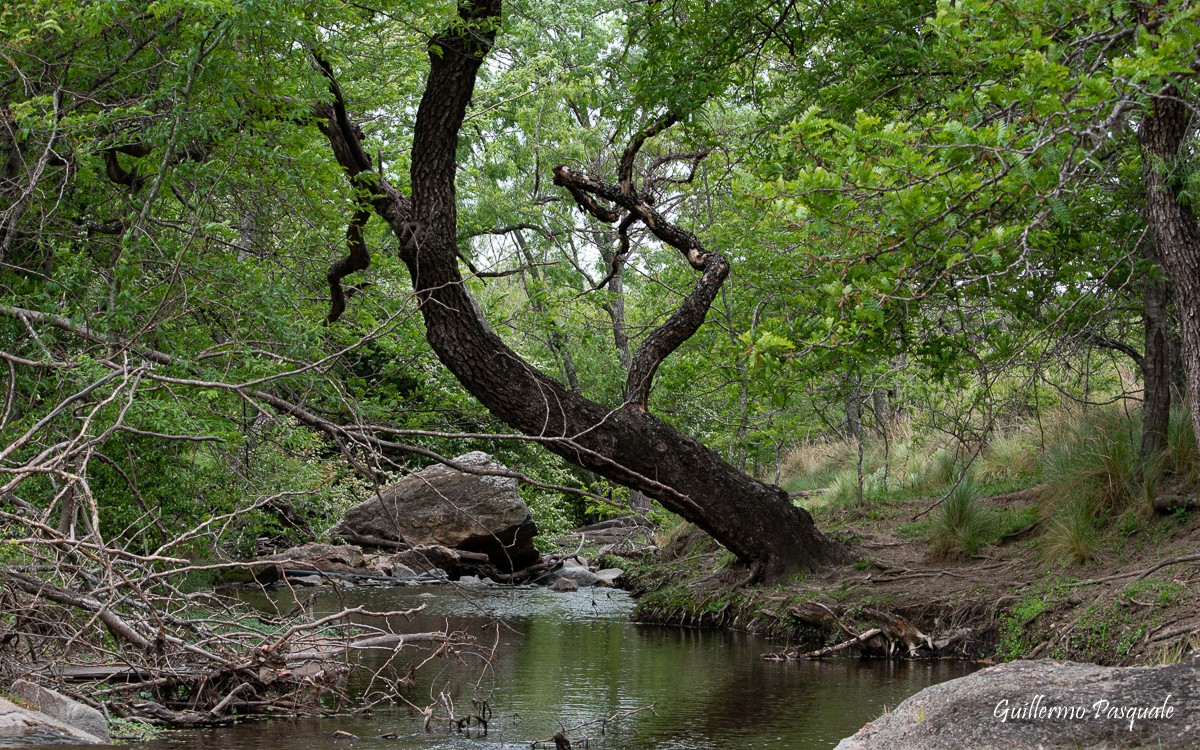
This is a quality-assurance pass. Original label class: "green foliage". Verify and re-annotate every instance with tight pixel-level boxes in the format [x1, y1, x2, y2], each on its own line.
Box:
[997, 576, 1075, 661]
[1121, 579, 1186, 607]
[1067, 598, 1148, 664]
[108, 717, 166, 741]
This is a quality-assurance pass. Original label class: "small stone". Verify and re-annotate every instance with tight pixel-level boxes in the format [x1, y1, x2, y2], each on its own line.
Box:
[594, 568, 624, 586]
[550, 578, 579, 592]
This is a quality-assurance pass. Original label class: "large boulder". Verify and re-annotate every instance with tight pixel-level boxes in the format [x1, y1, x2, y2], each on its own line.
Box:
[836, 657, 1200, 749]
[331, 452, 538, 571]
[0, 695, 105, 744]
[8, 680, 110, 742]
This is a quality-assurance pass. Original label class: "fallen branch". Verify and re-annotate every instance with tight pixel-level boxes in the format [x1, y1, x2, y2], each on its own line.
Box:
[800, 628, 883, 658]
[4, 570, 154, 651]
[284, 632, 455, 663]
[530, 704, 657, 748]
[1136, 554, 1200, 581]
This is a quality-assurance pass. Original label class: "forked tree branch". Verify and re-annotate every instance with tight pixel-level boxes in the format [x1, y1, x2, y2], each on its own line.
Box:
[618, 111, 678, 194]
[554, 114, 726, 410]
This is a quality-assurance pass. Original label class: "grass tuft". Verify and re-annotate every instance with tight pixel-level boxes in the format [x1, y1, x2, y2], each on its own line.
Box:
[929, 474, 993, 560]
[1041, 406, 1139, 515]
[978, 428, 1039, 481]
[1165, 404, 1198, 476]
[1042, 495, 1099, 566]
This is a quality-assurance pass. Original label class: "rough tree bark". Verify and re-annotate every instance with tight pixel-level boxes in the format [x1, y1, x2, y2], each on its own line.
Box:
[315, 0, 846, 580]
[1140, 242, 1171, 466]
[1139, 83, 1200, 448]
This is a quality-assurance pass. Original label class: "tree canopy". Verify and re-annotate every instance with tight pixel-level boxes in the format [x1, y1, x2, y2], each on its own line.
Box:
[2, 0, 1199, 579]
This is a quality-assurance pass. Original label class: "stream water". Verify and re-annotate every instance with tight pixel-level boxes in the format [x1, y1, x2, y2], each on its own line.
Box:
[22, 584, 978, 750]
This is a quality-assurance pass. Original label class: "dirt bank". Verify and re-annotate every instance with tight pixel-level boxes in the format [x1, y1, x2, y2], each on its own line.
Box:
[614, 488, 1200, 666]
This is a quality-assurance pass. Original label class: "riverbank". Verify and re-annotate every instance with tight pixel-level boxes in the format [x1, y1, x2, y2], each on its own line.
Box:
[611, 486, 1200, 667]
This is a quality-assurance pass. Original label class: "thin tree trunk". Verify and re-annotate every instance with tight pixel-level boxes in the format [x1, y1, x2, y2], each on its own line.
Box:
[513, 229, 580, 392]
[1141, 242, 1171, 466]
[597, 225, 650, 515]
[845, 378, 863, 443]
[1139, 83, 1200, 449]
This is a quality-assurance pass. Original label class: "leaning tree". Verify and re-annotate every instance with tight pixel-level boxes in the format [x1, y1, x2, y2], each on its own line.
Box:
[312, 0, 847, 580]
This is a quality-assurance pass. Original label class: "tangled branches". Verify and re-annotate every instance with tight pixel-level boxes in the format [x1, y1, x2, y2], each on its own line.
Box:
[0, 518, 486, 726]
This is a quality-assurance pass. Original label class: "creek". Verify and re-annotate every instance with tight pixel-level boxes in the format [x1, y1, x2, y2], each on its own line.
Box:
[29, 584, 977, 750]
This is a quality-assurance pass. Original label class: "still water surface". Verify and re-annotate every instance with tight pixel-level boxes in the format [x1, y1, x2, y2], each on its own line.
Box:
[25, 585, 978, 750]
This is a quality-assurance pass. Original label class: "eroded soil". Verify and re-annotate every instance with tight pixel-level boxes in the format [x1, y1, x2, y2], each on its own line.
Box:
[619, 487, 1200, 666]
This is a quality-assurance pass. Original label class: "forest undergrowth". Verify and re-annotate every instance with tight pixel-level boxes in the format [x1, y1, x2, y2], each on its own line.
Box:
[619, 403, 1200, 667]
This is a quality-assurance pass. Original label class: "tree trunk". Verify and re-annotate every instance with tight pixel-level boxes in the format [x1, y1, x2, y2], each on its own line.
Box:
[596, 224, 648, 515]
[316, 0, 847, 580]
[1139, 84, 1200, 449]
[871, 389, 890, 438]
[845, 384, 863, 443]
[1141, 242, 1171, 466]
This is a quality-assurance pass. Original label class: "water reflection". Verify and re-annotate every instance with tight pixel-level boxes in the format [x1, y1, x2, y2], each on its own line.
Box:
[7, 585, 976, 750]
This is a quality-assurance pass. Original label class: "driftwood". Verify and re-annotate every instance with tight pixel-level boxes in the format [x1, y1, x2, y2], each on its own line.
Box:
[1153, 495, 1200, 514]
[285, 631, 452, 662]
[762, 605, 935, 660]
[1, 554, 488, 726]
[800, 628, 884, 658]
[133, 700, 235, 726]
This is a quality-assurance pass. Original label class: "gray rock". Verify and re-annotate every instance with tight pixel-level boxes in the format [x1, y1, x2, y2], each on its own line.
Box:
[391, 545, 496, 580]
[390, 563, 418, 579]
[836, 657, 1200, 750]
[594, 568, 624, 586]
[8, 680, 109, 743]
[331, 452, 538, 571]
[256, 543, 366, 574]
[0, 695, 104, 744]
[549, 562, 600, 588]
[550, 577, 579, 593]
